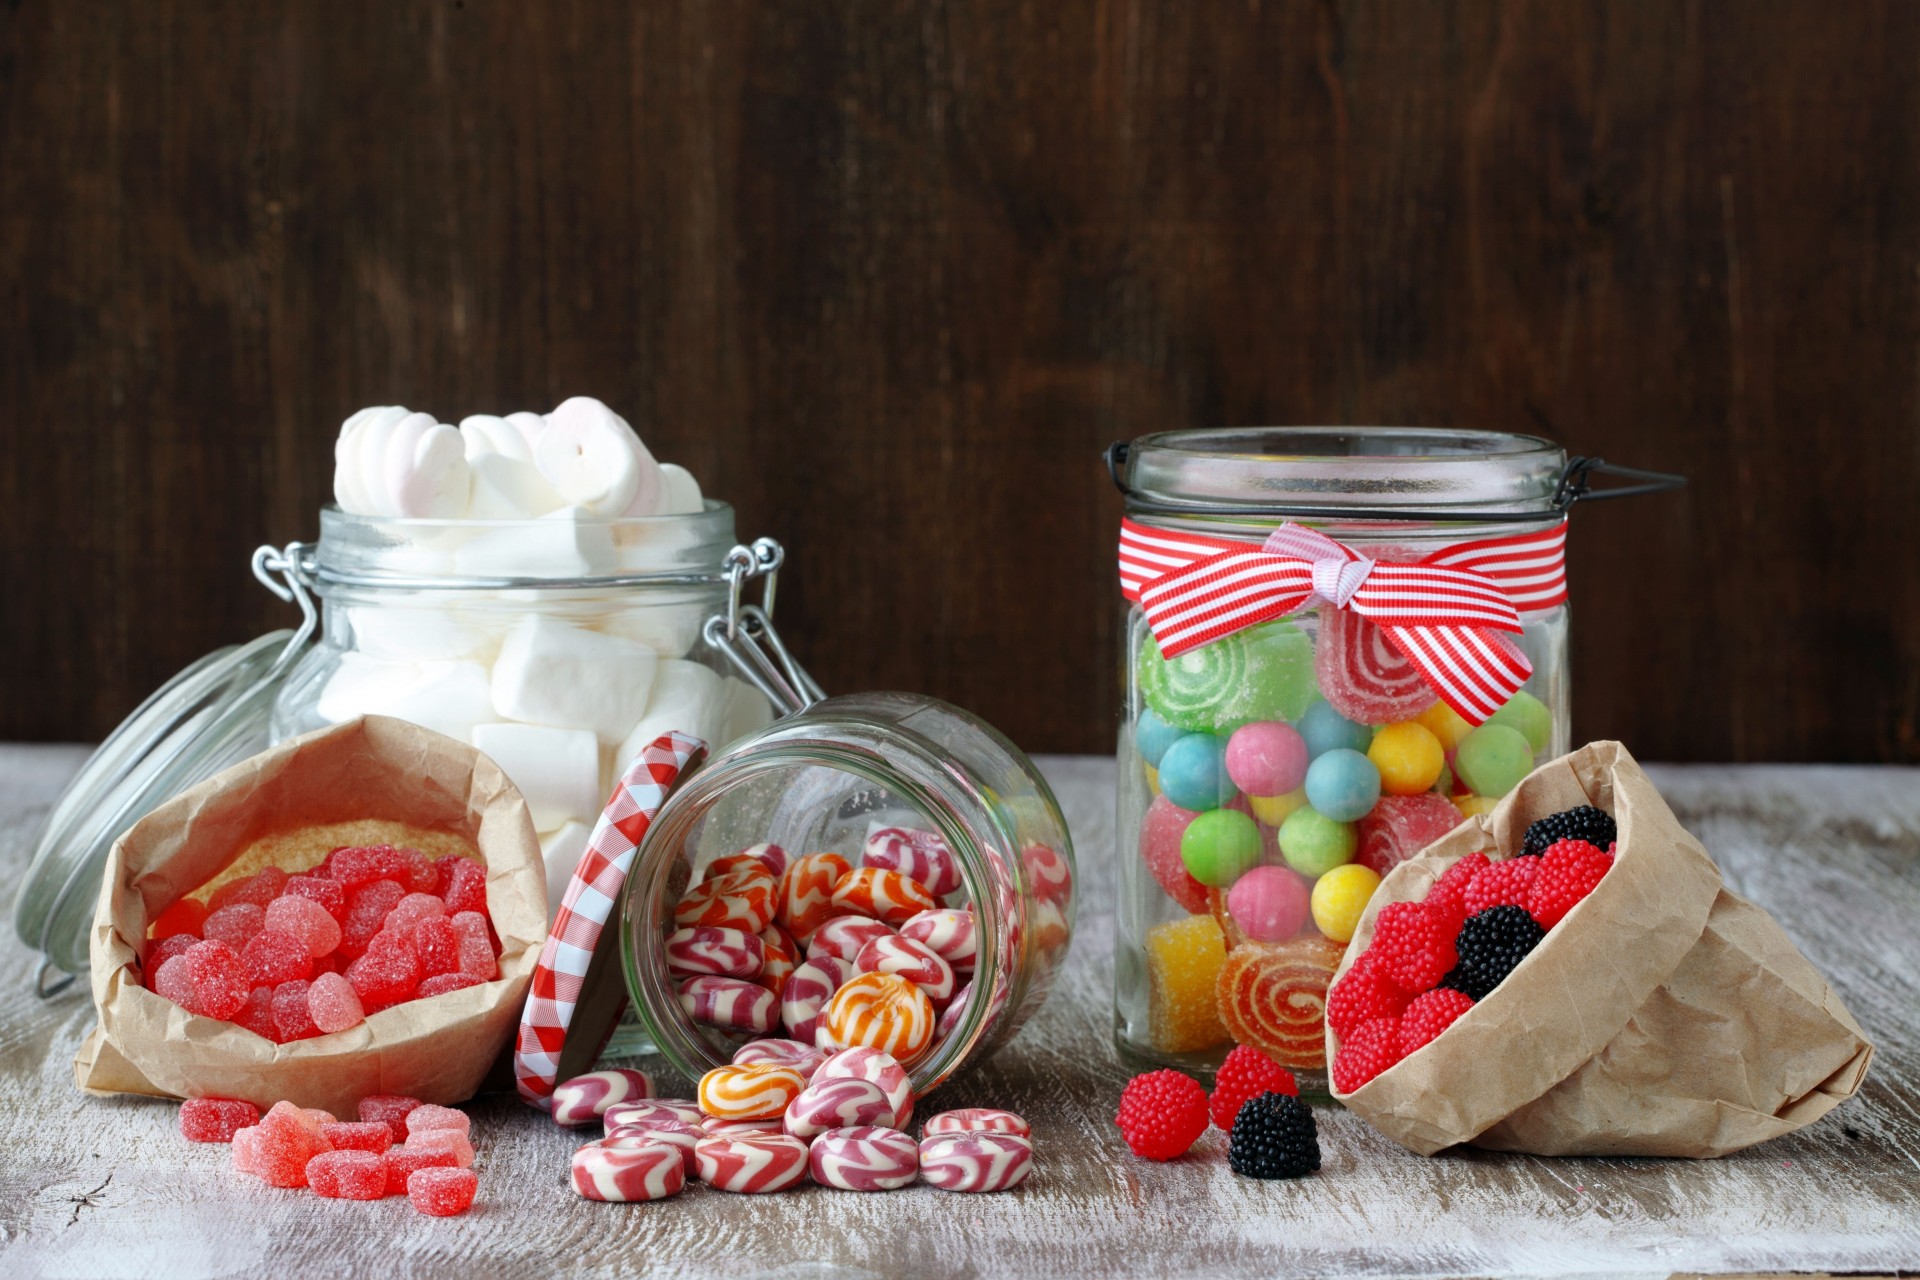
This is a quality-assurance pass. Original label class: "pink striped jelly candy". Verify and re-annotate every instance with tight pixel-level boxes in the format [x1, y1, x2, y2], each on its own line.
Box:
[732, 1037, 827, 1080]
[783, 1077, 900, 1139]
[571, 1139, 685, 1202]
[596, 1119, 703, 1175]
[923, 1108, 1030, 1137]
[694, 1133, 809, 1194]
[780, 955, 853, 1044]
[814, 1047, 913, 1128]
[899, 907, 978, 971]
[806, 916, 894, 966]
[918, 1131, 1033, 1192]
[663, 926, 765, 979]
[604, 1098, 704, 1132]
[678, 975, 778, 1034]
[856, 934, 957, 1005]
[862, 827, 960, 898]
[551, 1067, 656, 1126]
[809, 1125, 920, 1191]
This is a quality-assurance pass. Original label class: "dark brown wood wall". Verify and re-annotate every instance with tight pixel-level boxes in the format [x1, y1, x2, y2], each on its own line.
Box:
[4, 1, 1918, 761]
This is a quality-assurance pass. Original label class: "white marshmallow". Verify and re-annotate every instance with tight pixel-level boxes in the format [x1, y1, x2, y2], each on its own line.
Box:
[615, 659, 728, 764]
[598, 595, 711, 658]
[537, 397, 662, 517]
[316, 655, 498, 742]
[334, 406, 408, 513]
[489, 615, 658, 742]
[344, 605, 489, 662]
[472, 723, 603, 832]
[335, 408, 472, 518]
[462, 413, 565, 519]
[539, 821, 593, 918]
[451, 504, 619, 579]
[655, 463, 704, 516]
[719, 677, 776, 746]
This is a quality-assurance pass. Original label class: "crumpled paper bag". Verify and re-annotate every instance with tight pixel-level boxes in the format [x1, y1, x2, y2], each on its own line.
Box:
[1329, 740, 1873, 1157]
[75, 714, 546, 1116]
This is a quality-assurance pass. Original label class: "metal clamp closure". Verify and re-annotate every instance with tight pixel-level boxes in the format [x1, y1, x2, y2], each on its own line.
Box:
[706, 539, 824, 717]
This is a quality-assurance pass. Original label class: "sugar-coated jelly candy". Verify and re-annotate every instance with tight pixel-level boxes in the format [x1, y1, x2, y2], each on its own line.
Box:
[327, 844, 406, 888]
[405, 1129, 474, 1168]
[780, 955, 852, 1045]
[812, 1048, 914, 1128]
[570, 1138, 684, 1202]
[1454, 724, 1535, 798]
[664, 925, 765, 979]
[855, 935, 957, 1005]
[405, 1103, 470, 1139]
[1357, 793, 1463, 878]
[1157, 733, 1235, 813]
[1216, 935, 1346, 1070]
[386, 891, 446, 935]
[409, 1165, 479, 1216]
[549, 1069, 654, 1126]
[173, 939, 249, 1020]
[144, 933, 198, 979]
[1179, 808, 1262, 888]
[252, 1101, 331, 1188]
[732, 1038, 827, 1079]
[307, 971, 366, 1033]
[697, 1063, 806, 1121]
[308, 1149, 387, 1200]
[241, 929, 313, 988]
[202, 903, 265, 952]
[235, 984, 277, 1040]
[210, 867, 289, 912]
[918, 1131, 1032, 1192]
[261, 894, 342, 959]
[678, 975, 778, 1034]
[179, 1097, 260, 1143]
[783, 1077, 900, 1139]
[1226, 865, 1312, 944]
[321, 1121, 394, 1154]
[776, 852, 852, 943]
[829, 867, 936, 926]
[1278, 806, 1357, 878]
[807, 916, 894, 965]
[339, 879, 406, 959]
[231, 1126, 260, 1174]
[450, 911, 499, 981]
[818, 972, 936, 1063]
[439, 856, 489, 915]
[603, 1098, 704, 1132]
[383, 1146, 457, 1196]
[1144, 914, 1229, 1054]
[1138, 620, 1316, 734]
[283, 873, 347, 922]
[694, 1133, 809, 1194]
[418, 972, 483, 998]
[899, 908, 978, 971]
[149, 897, 209, 941]
[809, 1125, 920, 1191]
[861, 827, 960, 899]
[412, 916, 461, 977]
[923, 1108, 1029, 1137]
[358, 1093, 421, 1142]
[1315, 607, 1437, 724]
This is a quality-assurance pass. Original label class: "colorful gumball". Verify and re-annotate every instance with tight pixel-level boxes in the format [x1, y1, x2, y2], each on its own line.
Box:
[1304, 749, 1382, 823]
[1454, 724, 1535, 798]
[1224, 721, 1309, 798]
[1157, 733, 1235, 812]
[809, 1125, 920, 1191]
[1277, 807, 1357, 878]
[1309, 864, 1382, 943]
[777, 852, 853, 942]
[697, 1063, 807, 1121]
[1367, 721, 1445, 796]
[1179, 808, 1262, 888]
[1247, 789, 1308, 826]
[1296, 699, 1372, 759]
[694, 1133, 810, 1193]
[1487, 690, 1553, 752]
[1416, 701, 1473, 753]
[819, 972, 936, 1063]
[1226, 865, 1312, 943]
[918, 1132, 1033, 1193]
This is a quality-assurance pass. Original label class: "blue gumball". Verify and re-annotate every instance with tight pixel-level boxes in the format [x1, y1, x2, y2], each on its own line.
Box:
[1303, 748, 1382, 822]
[1134, 709, 1186, 769]
[1157, 733, 1237, 812]
[1296, 700, 1372, 760]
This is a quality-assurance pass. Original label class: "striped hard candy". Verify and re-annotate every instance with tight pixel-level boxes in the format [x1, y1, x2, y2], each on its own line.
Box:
[782, 1077, 900, 1139]
[861, 827, 960, 898]
[936, 980, 974, 1041]
[701, 846, 787, 884]
[1030, 896, 1071, 955]
[1021, 841, 1073, 904]
[598, 1118, 704, 1175]
[818, 972, 935, 1063]
[806, 916, 894, 966]
[570, 1139, 685, 1202]
[603, 1098, 704, 1132]
[830, 867, 936, 926]
[672, 864, 775, 933]
[855, 934, 957, 1005]
[918, 1131, 1032, 1193]
[780, 955, 853, 1045]
[756, 924, 798, 994]
[923, 1108, 1029, 1137]
[678, 975, 778, 1034]
[742, 843, 789, 878]
[899, 907, 978, 971]
[703, 1116, 785, 1137]
[775, 852, 851, 943]
[549, 1068, 655, 1127]
[813, 1047, 913, 1127]
[809, 1125, 920, 1192]
[664, 925, 765, 979]
[732, 1037, 828, 1079]
[697, 1063, 806, 1121]
[694, 1133, 810, 1194]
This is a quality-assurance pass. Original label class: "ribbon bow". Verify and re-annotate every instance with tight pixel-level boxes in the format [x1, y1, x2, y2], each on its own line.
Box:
[1122, 519, 1568, 724]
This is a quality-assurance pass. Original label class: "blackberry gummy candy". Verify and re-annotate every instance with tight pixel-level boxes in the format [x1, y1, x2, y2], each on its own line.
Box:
[1521, 805, 1617, 859]
[308, 1149, 387, 1200]
[1114, 1069, 1209, 1161]
[1209, 1044, 1299, 1132]
[1443, 905, 1545, 1000]
[1228, 1092, 1320, 1179]
[409, 1165, 479, 1216]
[180, 1097, 260, 1143]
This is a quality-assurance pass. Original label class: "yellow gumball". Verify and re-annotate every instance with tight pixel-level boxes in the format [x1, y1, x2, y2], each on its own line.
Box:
[1453, 794, 1500, 820]
[1309, 863, 1382, 943]
[1248, 788, 1307, 826]
[1368, 722, 1445, 796]
[1416, 701, 1474, 752]
[1144, 764, 1161, 796]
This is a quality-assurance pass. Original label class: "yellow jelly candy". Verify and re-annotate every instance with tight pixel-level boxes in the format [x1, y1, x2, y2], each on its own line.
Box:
[1368, 722, 1445, 796]
[1145, 914, 1230, 1054]
[1416, 701, 1473, 752]
[1454, 794, 1500, 820]
[1309, 863, 1381, 943]
[1144, 764, 1161, 797]
[1248, 789, 1307, 826]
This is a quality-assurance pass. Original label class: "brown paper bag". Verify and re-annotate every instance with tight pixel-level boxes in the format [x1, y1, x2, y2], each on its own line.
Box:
[1329, 741, 1873, 1157]
[75, 715, 547, 1117]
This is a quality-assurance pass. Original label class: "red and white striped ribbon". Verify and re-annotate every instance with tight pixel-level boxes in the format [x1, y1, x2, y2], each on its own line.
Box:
[1118, 518, 1569, 725]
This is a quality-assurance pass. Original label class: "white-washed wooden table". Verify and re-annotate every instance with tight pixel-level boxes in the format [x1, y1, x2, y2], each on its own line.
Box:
[1, 746, 1916, 1279]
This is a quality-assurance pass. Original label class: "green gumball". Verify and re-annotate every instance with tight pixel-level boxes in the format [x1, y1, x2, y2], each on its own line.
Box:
[1180, 808, 1263, 888]
[1487, 690, 1553, 754]
[1277, 806, 1357, 878]
[1139, 619, 1316, 735]
[1454, 724, 1535, 798]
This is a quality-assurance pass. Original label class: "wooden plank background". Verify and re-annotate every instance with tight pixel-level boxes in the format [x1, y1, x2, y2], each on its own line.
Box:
[3, 1, 1917, 760]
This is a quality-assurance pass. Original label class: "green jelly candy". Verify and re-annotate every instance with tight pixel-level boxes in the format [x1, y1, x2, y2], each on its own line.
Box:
[1454, 724, 1535, 798]
[1277, 806, 1357, 878]
[1487, 690, 1553, 754]
[1138, 620, 1315, 735]
[1180, 808, 1263, 888]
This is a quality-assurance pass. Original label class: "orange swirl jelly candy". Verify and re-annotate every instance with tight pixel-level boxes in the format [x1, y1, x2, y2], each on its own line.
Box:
[1215, 935, 1346, 1071]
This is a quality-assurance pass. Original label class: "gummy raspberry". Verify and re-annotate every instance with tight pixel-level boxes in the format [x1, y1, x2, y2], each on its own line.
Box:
[384, 1146, 457, 1196]
[308, 1149, 387, 1200]
[1443, 905, 1545, 999]
[202, 902, 266, 951]
[408, 1165, 478, 1216]
[1399, 987, 1475, 1055]
[1366, 901, 1458, 993]
[241, 929, 314, 988]
[1115, 1069, 1210, 1160]
[1209, 1044, 1299, 1132]
[1325, 954, 1411, 1038]
[149, 897, 209, 941]
[1526, 839, 1613, 928]
[180, 1097, 260, 1143]
[418, 972, 483, 998]
[283, 873, 347, 922]
[1521, 805, 1616, 858]
[359, 1094, 423, 1143]
[1462, 857, 1538, 916]
[1331, 1014, 1404, 1093]
[322, 1120, 394, 1154]
[1227, 1091, 1319, 1179]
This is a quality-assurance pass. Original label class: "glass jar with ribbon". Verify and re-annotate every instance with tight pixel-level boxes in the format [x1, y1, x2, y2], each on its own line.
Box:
[1107, 427, 1679, 1090]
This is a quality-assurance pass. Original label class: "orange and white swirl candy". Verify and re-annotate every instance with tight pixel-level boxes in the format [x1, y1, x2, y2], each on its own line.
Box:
[818, 971, 935, 1063]
[830, 867, 937, 926]
[776, 853, 851, 942]
[756, 923, 798, 995]
[701, 848, 785, 884]
[673, 864, 775, 933]
[697, 1063, 806, 1121]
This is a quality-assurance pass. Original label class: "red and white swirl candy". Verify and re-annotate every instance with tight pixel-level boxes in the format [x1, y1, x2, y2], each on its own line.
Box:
[1021, 842, 1073, 904]
[673, 864, 776, 933]
[739, 842, 789, 878]
[862, 826, 960, 898]
[678, 975, 778, 1034]
[704, 1116, 785, 1137]
[664, 926, 765, 979]
[694, 1133, 810, 1194]
[814, 1047, 913, 1127]
[570, 1139, 685, 1202]
[783, 1077, 901, 1139]
[549, 1067, 655, 1127]
[937, 980, 975, 1041]
[857, 934, 956, 1005]
[732, 1037, 827, 1079]
[900, 908, 978, 971]
[807, 916, 895, 965]
[809, 1125, 920, 1191]
[600, 1117, 704, 1174]
[756, 924, 798, 994]
[923, 1108, 1030, 1137]
[697, 1063, 806, 1121]
[604, 1098, 704, 1132]
[780, 955, 853, 1044]
[918, 1131, 1033, 1193]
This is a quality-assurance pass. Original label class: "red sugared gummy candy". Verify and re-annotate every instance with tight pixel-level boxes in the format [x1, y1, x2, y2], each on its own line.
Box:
[1400, 987, 1475, 1055]
[1325, 954, 1412, 1038]
[202, 903, 266, 951]
[1115, 1069, 1210, 1161]
[149, 897, 209, 941]
[264, 894, 342, 959]
[177, 939, 249, 1020]
[145, 933, 198, 979]
[270, 979, 320, 1041]
[1462, 857, 1538, 916]
[241, 929, 314, 988]
[440, 857, 488, 916]
[414, 916, 461, 976]
[418, 973, 483, 998]
[339, 879, 407, 959]
[235, 984, 278, 1040]
[308, 971, 366, 1033]
[283, 873, 347, 922]
[1526, 839, 1613, 928]
[321, 1120, 395, 1154]
[1208, 1044, 1299, 1132]
[252, 1102, 332, 1188]
[405, 1104, 470, 1139]
[1366, 901, 1458, 993]
[180, 1096, 260, 1143]
[408, 1165, 477, 1216]
[405, 1130, 474, 1168]
[359, 1094, 422, 1143]
[308, 1149, 387, 1200]
[384, 1146, 457, 1196]
[346, 930, 422, 1008]
[209, 867, 288, 912]
[327, 844, 413, 889]
[387, 892, 447, 935]
[1332, 1015, 1405, 1094]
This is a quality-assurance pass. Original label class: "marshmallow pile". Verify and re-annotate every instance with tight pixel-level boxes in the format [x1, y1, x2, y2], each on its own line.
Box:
[333, 396, 702, 521]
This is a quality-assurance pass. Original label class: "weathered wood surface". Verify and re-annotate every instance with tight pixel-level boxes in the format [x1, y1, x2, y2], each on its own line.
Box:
[1, 747, 1917, 1279]
[6, 2, 1920, 762]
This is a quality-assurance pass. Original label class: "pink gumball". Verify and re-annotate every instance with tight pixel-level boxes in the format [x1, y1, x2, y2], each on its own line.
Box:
[1224, 722, 1308, 798]
[1226, 865, 1311, 943]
